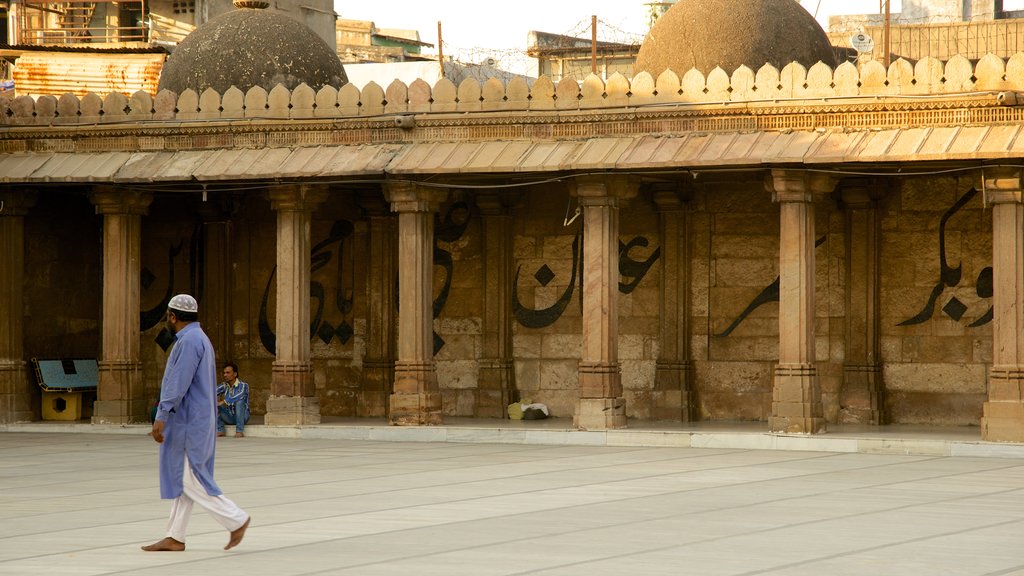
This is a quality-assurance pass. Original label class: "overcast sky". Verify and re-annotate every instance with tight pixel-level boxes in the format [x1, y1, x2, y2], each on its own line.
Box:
[335, 1, 889, 54]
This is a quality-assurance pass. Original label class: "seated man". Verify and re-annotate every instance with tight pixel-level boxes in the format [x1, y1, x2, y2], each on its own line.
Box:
[216, 362, 250, 438]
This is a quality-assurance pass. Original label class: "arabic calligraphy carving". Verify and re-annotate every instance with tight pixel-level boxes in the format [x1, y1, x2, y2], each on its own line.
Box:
[715, 235, 826, 338]
[898, 187, 992, 327]
[513, 232, 661, 329]
[432, 201, 472, 354]
[259, 219, 356, 355]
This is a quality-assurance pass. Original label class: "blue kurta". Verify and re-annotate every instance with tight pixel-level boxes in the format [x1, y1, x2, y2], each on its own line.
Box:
[155, 322, 221, 499]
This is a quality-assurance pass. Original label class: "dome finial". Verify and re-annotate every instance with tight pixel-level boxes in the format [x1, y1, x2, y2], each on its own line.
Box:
[233, 0, 269, 8]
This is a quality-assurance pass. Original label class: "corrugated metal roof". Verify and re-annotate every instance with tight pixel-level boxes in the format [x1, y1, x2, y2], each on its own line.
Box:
[11, 51, 164, 97]
[0, 127, 1020, 184]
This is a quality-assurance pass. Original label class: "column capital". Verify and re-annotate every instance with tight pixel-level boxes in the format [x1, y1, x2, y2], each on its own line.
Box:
[89, 187, 153, 215]
[268, 184, 329, 212]
[766, 169, 837, 203]
[475, 191, 516, 216]
[571, 175, 639, 206]
[839, 177, 889, 208]
[384, 180, 447, 212]
[0, 190, 38, 217]
[981, 167, 1024, 204]
[648, 181, 691, 212]
[356, 189, 390, 217]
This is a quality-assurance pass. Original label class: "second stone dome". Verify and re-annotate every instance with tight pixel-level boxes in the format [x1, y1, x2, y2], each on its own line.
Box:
[158, 6, 347, 94]
[634, 0, 837, 78]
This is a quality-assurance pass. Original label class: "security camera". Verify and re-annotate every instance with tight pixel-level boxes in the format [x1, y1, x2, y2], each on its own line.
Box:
[393, 115, 416, 129]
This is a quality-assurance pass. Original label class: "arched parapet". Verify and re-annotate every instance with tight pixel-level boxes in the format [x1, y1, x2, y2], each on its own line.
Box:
[705, 67, 730, 101]
[384, 79, 409, 114]
[221, 86, 245, 118]
[529, 76, 556, 110]
[128, 90, 154, 121]
[431, 77, 457, 112]
[80, 92, 103, 124]
[554, 76, 580, 110]
[408, 79, 432, 113]
[197, 87, 221, 120]
[505, 76, 530, 110]
[944, 54, 975, 92]
[730, 65, 756, 101]
[457, 77, 482, 112]
[34, 95, 57, 125]
[175, 89, 199, 121]
[267, 84, 291, 119]
[580, 74, 606, 109]
[290, 83, 316, 118]
[630, 71, 657, 106]
[6, 53, 1024, 126]
[481, 77, 506, 111]
[244, 86, 269, 118]
[314, 85, 339, 118]
[680, 68, 707, 102]
[360, 81, 385, 116]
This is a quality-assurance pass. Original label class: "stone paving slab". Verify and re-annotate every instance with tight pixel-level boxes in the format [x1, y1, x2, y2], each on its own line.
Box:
[3, 432, 1024, 575]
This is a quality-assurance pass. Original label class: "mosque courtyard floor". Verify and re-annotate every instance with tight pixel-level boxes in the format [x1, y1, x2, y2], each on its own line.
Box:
[2, 420, 1024, 575]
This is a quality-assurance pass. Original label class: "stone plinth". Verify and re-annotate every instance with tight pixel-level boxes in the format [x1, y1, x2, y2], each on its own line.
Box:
[391, 361, 442, 425]
[769, 363, 825, 433]
[265, 394, 321, 426]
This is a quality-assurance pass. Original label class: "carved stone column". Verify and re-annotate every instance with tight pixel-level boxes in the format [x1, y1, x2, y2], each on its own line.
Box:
[0, 190, 37, 423]
[90, 188, 152, 424]
[265, 184, 328, 425]
[981, 168, 1024, 442]
[840, 180, 884, 424]
[197, 201, 231, 364]
[767, 170, 833, 434]
[573, 176, 636, 430]
[385, 181, 446, 425]
[475, 192, 516, 418]
[651, 184, 694, 421]
[358, 190, 395, 418]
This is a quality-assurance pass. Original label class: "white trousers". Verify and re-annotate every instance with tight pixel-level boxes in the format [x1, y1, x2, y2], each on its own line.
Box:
[166, 456, 248, 542]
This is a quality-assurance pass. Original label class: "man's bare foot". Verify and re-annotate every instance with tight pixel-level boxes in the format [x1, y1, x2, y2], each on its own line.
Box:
[225, 517, 250, 550]
[234, 431, 244, 438]
[141, 537, 185, 552]
[217, 432, 226, 437]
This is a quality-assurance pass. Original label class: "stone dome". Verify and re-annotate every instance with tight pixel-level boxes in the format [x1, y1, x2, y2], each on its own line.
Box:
[157, 6, 347, 94]
[634, 0, 836, 77]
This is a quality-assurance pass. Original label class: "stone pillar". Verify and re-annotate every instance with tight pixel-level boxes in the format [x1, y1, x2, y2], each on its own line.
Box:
[90, 188, 152, 424]
[0, 190, 37, 423]
[357, 190, 395, 418]
[573, 176, 636, 430]
[981, 168, 1024, 442]
[265, 184, 328, 425]
[475, 192, 516, 418]
[197, 202, 231, 364]
[766, 170, 833, 434]
[651, 184, 694, 421]
[840, 180, 884, 424]
[385, 181, 446, 425]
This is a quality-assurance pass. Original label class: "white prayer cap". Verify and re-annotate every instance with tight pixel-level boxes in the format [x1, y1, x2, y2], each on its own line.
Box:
[168, 294, 198, 313]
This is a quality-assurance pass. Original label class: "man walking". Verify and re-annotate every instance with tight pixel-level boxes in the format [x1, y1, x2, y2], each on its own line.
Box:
[143, 294, 251, 552]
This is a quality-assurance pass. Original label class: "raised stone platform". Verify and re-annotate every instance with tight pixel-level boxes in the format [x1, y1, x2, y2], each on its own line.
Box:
[4, 418, 1023, 459]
